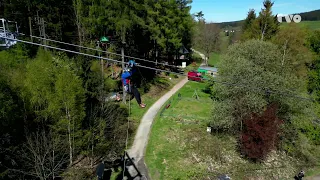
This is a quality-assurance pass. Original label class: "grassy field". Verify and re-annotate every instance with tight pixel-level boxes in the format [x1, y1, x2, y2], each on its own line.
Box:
[280, 20, 320, 30]
[305, 166, 320, 179]
[145, 80, 310, 179]
[145, 81, 214, 180]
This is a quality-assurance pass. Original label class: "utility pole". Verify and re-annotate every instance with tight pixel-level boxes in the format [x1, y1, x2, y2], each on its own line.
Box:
[29, 17, 33, 42]
[28, 5, 33, 42]
[36, 11, 46, 50]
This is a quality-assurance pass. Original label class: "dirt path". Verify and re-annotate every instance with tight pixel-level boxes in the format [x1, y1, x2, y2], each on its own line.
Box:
[127, 50, 205, 179]
[127, 77, 188, 175]
[306, 175, 320, 180]
[191, 48, 207, 66]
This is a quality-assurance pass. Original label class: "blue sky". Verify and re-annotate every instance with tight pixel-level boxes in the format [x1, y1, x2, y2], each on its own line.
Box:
[190, 0, 320, 22]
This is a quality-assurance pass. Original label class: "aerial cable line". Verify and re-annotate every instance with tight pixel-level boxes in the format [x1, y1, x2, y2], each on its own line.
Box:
[3, 36, 315, 102]
[29, 35, 180, 68]
[4, 36, 185, 75]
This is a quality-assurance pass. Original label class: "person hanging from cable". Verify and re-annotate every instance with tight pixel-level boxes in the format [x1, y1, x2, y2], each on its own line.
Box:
[121, 60, 146, 108]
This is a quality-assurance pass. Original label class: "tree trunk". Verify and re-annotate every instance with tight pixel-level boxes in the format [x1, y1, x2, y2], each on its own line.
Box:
[91, 131, 94, 168]
[261, 23, 267, 41]
[52, 149, 55, 180]
[66, 107, 72, 165]
[282, 40, 288, 66]
[73, 0, 83, 46]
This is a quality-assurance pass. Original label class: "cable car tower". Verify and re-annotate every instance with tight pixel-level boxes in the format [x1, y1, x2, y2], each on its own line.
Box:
[0, 18, 19, 49]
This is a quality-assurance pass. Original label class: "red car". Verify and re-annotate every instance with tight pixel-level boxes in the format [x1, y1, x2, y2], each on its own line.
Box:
[188, 71, 202, 82]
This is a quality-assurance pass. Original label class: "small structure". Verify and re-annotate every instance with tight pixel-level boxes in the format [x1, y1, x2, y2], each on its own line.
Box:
[175, 45, 190, 67]
[197, 66, 218, 77]
[0, 18, 19, 49]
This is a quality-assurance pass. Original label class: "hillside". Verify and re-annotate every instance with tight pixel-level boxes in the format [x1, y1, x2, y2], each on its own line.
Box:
[215, 9, 320, 29]
[300, 9, 320, 21]
[215, 20, 244, 29]
[280, 20, 320, 30]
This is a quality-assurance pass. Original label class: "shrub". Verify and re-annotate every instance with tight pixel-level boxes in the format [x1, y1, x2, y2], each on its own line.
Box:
[240, 103, 284, 162]
[153, 77, 170, 88]
[169, 73, 178, 79]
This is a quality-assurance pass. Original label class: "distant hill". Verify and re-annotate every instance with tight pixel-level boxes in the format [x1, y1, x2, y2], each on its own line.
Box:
[215, 20, 244, 29]
[215, 9, 320, 29]
[299, 9, 320, 21]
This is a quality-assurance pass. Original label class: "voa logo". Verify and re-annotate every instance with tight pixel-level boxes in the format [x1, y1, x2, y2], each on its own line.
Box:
[277, 14, 301, 23]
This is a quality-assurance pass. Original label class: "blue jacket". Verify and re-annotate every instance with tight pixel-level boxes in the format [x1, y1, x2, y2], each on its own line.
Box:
[121, 68, 136, 86]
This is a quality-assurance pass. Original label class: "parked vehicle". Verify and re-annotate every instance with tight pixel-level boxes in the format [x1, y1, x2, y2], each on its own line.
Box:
[187, 71, 202, 82]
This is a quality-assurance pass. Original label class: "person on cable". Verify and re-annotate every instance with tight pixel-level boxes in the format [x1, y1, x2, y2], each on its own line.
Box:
[121, 60, 146, 108]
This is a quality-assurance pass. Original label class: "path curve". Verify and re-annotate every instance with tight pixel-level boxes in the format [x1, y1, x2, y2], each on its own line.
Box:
[127, 50, 205, 179]
[128, 77, 188, 160]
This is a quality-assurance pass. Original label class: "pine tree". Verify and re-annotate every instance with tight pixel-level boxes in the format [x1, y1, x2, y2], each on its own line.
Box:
[241, 0, 279, 41]
[257, 0, 279, 40]
[242, 9, 256, 33]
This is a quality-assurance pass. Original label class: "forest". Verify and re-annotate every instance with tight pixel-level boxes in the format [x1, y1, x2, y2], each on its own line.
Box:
[0, 0, 194, 179]
[1, 0, 320, 179]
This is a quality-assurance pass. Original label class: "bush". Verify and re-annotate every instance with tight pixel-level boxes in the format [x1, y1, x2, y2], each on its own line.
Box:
[240, 103, 284, 162]
[153, 77, 170, 88]
[169, 73, 178, 79]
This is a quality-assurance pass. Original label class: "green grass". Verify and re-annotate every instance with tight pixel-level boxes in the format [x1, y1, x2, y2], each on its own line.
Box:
[305, 166, 320, 179]
[145, 81, 216, 180]
[145, 81, 306, 180]
[127, 75, 185, 148]
[280, 20, 320, 30]
[208, 52, 221, 67]
[110, 169, 121, 180]
[129, 76, 184, 121]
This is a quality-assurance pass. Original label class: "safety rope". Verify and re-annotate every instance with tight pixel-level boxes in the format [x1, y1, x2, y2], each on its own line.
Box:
[29, 35, 179, 68]
[123, 81, 131, 180]
[137, 66, 148, 91]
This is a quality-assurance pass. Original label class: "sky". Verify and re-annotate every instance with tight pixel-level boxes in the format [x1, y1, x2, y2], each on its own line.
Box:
[190, 0, 320, 23]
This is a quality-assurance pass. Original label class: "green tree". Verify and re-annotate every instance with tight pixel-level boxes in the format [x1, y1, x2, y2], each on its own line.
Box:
[52, 58, 85, 165]
[272, 24, 313, 77]
[242, 9, 256, 33]
[199, 23, 220, 65]
[24, 49, 57, 121]
[194, 11, 205, 22]
[308, 30, 320, 100]
[210, 40, 305, 132]
[24, 50, 85, 165]
[242, 0, 279, 41]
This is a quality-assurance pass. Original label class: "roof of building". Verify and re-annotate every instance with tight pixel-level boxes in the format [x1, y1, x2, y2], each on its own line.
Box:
[179, 45, 189, 54]
[198, 66, 218, 72]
